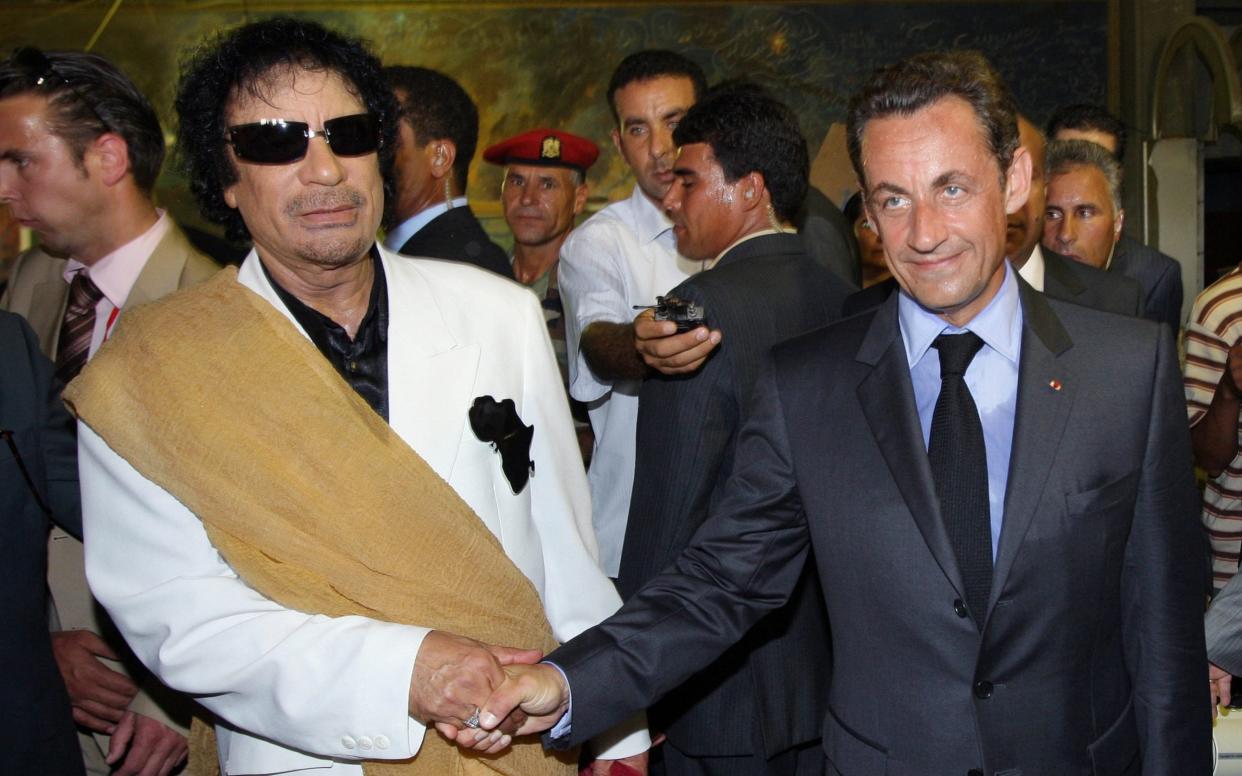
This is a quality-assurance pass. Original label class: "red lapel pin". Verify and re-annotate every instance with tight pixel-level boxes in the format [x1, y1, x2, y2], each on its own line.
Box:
[1049, 379, 1063, 391]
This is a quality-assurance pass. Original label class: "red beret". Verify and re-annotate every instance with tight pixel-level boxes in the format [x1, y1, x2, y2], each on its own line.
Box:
[483, 128, 599, 173]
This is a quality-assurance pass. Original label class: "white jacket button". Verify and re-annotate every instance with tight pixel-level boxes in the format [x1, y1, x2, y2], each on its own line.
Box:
[375, 735, 390, 750]
[341, 736, 356, 749]
[358, 736, 373, 750]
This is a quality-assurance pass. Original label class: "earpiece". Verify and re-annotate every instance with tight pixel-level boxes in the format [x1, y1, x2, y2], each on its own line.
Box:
[745, 190, 755, 200]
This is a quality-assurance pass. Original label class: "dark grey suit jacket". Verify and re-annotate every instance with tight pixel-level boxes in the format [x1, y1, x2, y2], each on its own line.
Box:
[1111, 234, 1183, 332]
[619, 232, 851, 758]
[842, 249, 1140, 318]
[549, 282, 1209, 775]
[795, 186, 861, 288]
[397, 205, 514, 279]
[1207, 568, 1242, 674]
[0, 311, 83, 775]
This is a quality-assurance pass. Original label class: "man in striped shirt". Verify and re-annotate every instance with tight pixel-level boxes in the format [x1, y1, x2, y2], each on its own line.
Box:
[1185, 267, 1242, 590]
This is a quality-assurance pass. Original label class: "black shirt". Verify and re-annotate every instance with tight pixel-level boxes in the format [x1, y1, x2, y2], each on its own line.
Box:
[263, 248, 390, 420]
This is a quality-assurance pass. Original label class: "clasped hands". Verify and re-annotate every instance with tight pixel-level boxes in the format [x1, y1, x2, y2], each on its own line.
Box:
[412, 631, 570, 755]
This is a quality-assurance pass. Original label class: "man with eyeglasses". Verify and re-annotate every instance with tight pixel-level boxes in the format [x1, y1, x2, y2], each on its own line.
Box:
[0, 47, 217, 776]
[66, 17, 646, 776]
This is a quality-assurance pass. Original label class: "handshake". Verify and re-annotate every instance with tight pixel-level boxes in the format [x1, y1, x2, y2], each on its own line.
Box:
[409, 630, 572, 755]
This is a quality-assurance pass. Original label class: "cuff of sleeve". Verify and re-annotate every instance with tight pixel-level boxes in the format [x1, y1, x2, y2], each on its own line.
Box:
[544, 662, 573, 741]
[346, 619, 432, 759]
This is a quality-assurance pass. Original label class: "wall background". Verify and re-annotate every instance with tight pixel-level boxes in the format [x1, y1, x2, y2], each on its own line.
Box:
[0, 1, 1107, 247]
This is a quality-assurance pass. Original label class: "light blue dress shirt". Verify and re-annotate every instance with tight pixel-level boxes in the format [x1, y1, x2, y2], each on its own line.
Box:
[898, 261, 1023, 559]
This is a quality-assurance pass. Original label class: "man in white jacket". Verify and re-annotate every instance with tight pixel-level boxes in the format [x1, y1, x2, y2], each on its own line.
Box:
[75, 17, 646, 776]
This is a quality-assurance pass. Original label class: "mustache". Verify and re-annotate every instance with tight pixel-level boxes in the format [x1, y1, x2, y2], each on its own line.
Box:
[285, 189, 366, 216]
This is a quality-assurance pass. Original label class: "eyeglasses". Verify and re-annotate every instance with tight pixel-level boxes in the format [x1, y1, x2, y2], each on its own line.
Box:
[10, 47, 111, 132]
[226, 113, 381, 164]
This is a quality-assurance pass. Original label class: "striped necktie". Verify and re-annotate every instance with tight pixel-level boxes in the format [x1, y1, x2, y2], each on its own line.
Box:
[55, 272, 105, 385]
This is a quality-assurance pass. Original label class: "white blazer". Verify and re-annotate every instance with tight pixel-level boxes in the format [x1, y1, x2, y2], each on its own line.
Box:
[80, 246, 646, 774]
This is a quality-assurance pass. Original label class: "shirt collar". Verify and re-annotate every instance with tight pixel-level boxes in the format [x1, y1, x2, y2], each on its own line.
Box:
[383, 196, 469, 251]
[704, 228, 785, 270]
[898, 260, 1023, 369]
[628, 184, 675, 245]
[63, 210, 170, 307]
[1016, 243, 1045, 292]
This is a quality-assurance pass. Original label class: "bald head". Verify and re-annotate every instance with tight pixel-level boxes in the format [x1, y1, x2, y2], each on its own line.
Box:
[1004, 115, 1047, 267]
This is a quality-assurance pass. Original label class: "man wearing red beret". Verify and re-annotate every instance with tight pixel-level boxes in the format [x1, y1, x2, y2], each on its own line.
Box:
[483, 128, 598, 461]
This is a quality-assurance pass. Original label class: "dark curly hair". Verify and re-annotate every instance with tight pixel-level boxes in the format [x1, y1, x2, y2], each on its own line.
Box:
[1046, 103, 1126, 161]
[672, 81, 808, 222]
[0, 48, 164, 194]
[606, 50, 707, 127]
[382, 66, 477, 193]
[847, 50, 1018, 191]
[175, 17, 399, 243]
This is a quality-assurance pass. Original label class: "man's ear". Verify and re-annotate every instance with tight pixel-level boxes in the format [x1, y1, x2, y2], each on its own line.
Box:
[427, 139, 458, 181]
[1003, 145, 1033, 216]
[739, 171, 765, 212]
[572, 182, 589, 215]
[610, 127, 623, 158]
[89, 133, 131, 188]
[1114, 207, 1125, 243]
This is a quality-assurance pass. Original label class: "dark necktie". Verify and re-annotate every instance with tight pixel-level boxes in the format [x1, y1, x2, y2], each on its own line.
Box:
[55, 272, 105, 385]
[928, 331, 991, 628]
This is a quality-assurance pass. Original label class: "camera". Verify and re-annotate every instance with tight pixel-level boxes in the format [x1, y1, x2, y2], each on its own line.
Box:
[650, 295, 707, 332]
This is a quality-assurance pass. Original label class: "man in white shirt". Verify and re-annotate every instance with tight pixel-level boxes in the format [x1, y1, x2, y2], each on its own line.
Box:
[0, 46, 217, 776]
[558, 50, 714, 575]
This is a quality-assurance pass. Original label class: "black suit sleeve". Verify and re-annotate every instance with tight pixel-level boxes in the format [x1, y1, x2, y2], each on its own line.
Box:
[547, 360, 812, 749]
[1146, 262, 1184, 332]
[3, 315, 80, 538]
[1124, 320, 1211, 771]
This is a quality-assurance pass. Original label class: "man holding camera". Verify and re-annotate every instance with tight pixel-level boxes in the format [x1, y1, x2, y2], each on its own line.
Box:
[617, 84, 851, 775]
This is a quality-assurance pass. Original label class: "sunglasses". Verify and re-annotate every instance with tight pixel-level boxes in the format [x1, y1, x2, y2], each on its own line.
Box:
[226, 113, 381, 164]
[11, 47, 111, 132]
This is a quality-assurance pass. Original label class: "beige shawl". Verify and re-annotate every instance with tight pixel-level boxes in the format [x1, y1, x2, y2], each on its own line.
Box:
[65, 268, 575, 776]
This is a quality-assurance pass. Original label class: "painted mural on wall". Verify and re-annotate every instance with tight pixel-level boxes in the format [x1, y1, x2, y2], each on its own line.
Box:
[0, 1, 1106, 242]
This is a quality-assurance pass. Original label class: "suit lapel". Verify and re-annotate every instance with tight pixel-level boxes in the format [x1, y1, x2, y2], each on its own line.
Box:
[381, 249, 480, 480]
[990, 284, 1077, 609]
[855, 295, 967, 597]
[29, 277, 69, 357]
[1041, 248, 1086, 302]
[123, 226, 190, 309]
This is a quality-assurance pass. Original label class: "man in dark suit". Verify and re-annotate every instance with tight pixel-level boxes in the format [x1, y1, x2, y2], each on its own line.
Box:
[843, 114, 1141, 318]
[1111, 235, 1183, 330]
[619, 86, 850, 775]
[0, 310, 83, 775]
[464, 50, 1210, 775]
[381, 66, 512, 278]
[1046, 103, 1184, 331]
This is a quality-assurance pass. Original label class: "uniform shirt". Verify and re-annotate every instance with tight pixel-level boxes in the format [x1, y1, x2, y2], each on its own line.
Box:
[557, 185, 700, 574]
[1184, 266, 1242, 589]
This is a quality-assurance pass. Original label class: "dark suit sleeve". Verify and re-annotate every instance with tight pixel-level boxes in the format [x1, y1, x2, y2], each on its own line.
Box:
[1206, 568, 1242, 675]
[1146, 262, 1184, 332]
[1124, 322, 1211, 771]
[546, 360, 813, 749]
[3, 315, 80, 539]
